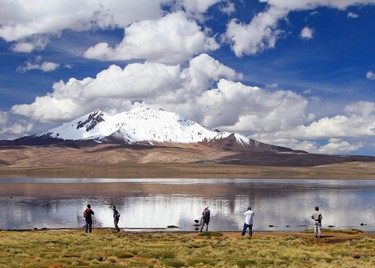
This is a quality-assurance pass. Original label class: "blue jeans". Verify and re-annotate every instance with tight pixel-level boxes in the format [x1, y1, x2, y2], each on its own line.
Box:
[242, 223, 253, 237]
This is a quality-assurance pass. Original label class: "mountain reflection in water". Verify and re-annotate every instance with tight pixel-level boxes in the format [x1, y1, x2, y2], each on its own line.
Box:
[0, 178, 374, 232]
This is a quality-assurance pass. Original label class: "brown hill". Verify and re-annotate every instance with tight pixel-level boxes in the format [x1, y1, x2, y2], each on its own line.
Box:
[0, 143, 375, 179]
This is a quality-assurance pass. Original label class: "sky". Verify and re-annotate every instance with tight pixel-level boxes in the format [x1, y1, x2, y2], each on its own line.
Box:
[0, 0, 375, 156]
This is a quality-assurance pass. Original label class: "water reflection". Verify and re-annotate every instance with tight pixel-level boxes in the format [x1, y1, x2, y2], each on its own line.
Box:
[0, 179, 374, 232]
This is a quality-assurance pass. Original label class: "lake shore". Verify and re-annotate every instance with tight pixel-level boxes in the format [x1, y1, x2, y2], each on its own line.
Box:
[1, 229, 374, 267]
[1, 162, 375, 179]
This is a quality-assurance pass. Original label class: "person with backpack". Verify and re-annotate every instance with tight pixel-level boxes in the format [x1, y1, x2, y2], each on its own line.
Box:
[83, 204, 94, 233]
[112, 205, 120, 232]
[200, 206, 210, 232]
[242, 207, 255, 239]
[311, 206, 323, 238]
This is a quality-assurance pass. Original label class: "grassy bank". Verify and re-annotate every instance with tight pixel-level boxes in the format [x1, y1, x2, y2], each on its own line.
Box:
[0, 230, 374, 267]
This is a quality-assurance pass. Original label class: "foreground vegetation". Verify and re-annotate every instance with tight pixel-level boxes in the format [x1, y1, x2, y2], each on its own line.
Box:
[0, 230, 374, 267]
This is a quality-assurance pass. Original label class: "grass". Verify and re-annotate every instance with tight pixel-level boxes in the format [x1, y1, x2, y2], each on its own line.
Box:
[0, 230, 374, 267]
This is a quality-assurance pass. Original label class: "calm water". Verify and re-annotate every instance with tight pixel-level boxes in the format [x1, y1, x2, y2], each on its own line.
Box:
[0, 178, 374, 232]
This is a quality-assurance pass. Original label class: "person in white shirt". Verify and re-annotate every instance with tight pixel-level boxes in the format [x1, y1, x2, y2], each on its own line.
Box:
[311, 206, 323, 238]
[242, 207, 254, 239]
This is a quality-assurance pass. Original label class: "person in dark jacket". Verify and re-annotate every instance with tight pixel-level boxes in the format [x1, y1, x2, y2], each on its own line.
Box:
[200, 206, 210, 232]
[83, 204, 94, 233]
[113, 205, 120, 232]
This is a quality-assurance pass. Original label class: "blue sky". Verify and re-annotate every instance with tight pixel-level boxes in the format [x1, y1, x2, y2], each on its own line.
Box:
[0, 0, 375, 156]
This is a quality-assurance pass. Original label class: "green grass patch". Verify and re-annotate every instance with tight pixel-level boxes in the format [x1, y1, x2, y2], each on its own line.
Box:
[0, 230, 373, 267]
[197, 231, 223, 237]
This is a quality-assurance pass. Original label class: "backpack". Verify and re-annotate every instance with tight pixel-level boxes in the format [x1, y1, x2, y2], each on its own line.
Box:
[83, 209, 89, 218]
[203, 210, 210, 221]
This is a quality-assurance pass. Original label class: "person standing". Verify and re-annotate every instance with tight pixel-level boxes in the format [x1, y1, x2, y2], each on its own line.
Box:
[311, 206, 323, 238]
[113, 205, 120, 232]
[200, 206, 210, 232]
[242, 207, 254, 239]
[83, 204, 94, 233]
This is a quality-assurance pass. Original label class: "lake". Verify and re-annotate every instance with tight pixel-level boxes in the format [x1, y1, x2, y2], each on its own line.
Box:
[0, 178, 374, 232]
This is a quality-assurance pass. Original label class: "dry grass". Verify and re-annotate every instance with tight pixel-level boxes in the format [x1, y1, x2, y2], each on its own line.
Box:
[0, 230, 374, 267]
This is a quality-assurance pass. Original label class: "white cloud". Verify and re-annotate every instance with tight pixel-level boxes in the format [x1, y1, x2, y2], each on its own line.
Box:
[175, 0, 222, 14]
[0, 111, 33, 138]
[347, 12, 359, 18]
[84, 12, 219, 64]
[366, 71, 375, 80]
[251, 100, 375, 153]
[225, 6, 287, 56]
[198, 79, 308, 131]
[0, 0, 166, 42]
[317, 138, 362, 154]
[226, 0, 375, 56]
[10, 35, 49, 53]
[300, 27, 314, 40]
[17, 57, 60, 73]
[11, 54, 239, 122]
[219, 1, 236, 14]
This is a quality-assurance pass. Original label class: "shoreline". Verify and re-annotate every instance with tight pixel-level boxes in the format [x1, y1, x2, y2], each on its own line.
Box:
[2, 227, 374, 235]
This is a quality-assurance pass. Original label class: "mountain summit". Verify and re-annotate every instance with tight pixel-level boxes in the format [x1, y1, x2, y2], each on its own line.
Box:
[39, 107, 242, 144]
[7, 107, 297, 153]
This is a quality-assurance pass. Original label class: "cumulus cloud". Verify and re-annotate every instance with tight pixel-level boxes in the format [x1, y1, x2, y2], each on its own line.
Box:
[366, 71, 375, 80]
[0, 0, 166, 42]
[300, 27, 314, 40]
[225, 7, 287, 56]
[11, 54, 240, 122]
[198, 79, 308, 131]
[16, 57, 60, 73]
[251, 101, 375, 153]
[225, 0, 375, 56]
[84, 12, 219, 64]
[317, 138, 362, 154]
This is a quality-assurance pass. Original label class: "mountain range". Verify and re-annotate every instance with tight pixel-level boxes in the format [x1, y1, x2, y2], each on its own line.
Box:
[3, 107, 297, 153]
[1, 107, 375, 172]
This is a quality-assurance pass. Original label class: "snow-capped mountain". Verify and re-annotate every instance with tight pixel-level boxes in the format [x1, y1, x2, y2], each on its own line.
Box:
[38, 107, 249, 144]
[9, 107, 297, 153]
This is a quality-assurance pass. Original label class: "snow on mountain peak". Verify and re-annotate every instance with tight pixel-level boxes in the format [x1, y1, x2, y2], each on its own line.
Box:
[39, 107, 250, 145]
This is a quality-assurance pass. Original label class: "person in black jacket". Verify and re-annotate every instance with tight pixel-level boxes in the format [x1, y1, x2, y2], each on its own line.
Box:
[83, 204, 95, 233]
[113, 205, 120, 232]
